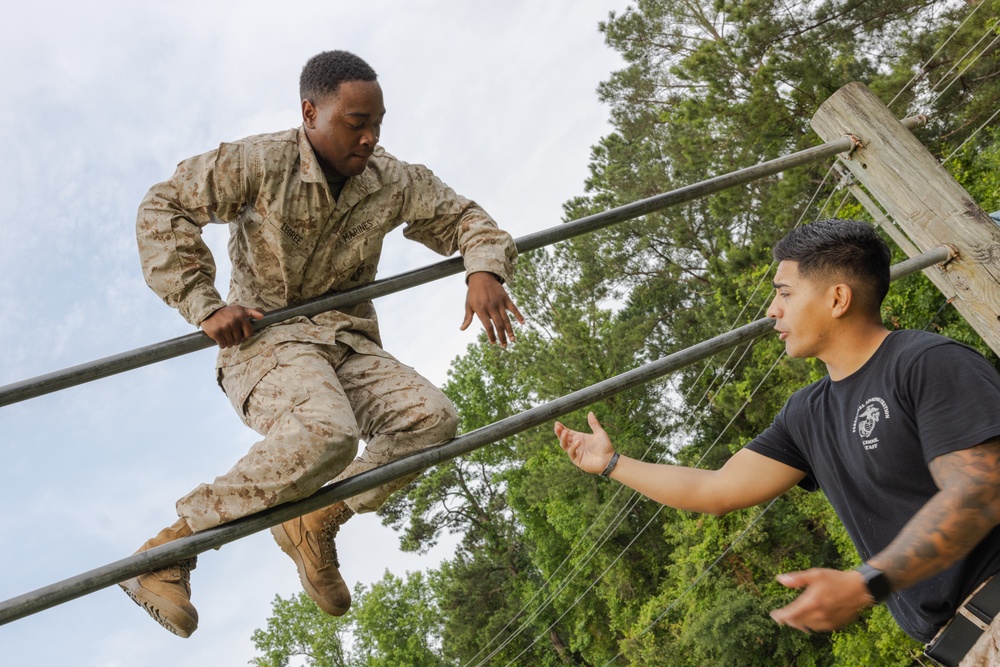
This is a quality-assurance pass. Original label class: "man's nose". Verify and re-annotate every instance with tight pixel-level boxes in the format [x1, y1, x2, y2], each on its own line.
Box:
[767, 296, 780, 319]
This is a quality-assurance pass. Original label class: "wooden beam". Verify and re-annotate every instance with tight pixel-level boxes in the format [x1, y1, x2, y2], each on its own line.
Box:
[832, 163, 959, 305]
[811, 82, 1000, 355]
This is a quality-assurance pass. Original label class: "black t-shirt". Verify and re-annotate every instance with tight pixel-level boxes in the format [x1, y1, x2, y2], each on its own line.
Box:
[747, 330, 1000, 642]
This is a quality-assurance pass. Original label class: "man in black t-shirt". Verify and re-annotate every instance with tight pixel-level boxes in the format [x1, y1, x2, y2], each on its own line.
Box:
[555, 219, 1000, 666]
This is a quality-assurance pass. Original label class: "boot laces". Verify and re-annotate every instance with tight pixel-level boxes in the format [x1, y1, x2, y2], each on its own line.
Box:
[162, 556, 197, 587]
[319, 519, 342, 569]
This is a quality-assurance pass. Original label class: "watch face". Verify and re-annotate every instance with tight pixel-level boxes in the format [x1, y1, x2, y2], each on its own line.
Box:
[858, 564, 891, 602]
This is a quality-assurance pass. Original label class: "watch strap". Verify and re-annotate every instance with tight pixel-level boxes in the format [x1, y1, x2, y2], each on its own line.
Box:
[855, 563, 892, 603]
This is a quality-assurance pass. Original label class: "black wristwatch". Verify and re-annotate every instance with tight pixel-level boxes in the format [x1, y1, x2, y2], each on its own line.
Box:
[855, 563, 892, 603]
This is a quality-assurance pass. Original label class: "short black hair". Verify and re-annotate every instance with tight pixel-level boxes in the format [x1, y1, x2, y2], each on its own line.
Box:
[772, 218, 892, 312]
[300, 50, 378, 102]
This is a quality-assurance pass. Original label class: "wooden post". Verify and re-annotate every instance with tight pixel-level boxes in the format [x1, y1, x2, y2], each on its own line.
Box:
[811, 82, 1000, 355]
[831, 162, 958, 303]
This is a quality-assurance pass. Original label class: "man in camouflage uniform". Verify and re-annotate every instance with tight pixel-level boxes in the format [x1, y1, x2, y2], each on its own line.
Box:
[121, 50, 522, 638]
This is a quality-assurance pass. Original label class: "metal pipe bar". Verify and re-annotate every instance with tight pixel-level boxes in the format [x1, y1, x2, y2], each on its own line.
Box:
[0, 245, 951, 627]
[0, 116, 927, 408]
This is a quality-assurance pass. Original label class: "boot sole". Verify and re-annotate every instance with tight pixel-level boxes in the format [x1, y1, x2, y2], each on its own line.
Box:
[271, 524, 351, 616]
[119, 579, 198, 638]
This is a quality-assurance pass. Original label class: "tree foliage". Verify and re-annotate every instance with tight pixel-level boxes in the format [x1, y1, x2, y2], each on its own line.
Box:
[250, 570, 446, 667]
[255, 1, 1000, 665]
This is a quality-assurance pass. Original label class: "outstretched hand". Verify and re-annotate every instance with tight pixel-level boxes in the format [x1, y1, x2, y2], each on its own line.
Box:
[201, 304, 265, 348]
[769, 567, 872, 633]
[554, 412, 616, 475]
[461, 271, 525, 347]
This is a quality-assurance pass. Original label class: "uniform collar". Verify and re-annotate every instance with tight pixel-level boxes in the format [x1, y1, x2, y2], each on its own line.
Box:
[297, 126, 326, 184]
[297, 125, 381, 204]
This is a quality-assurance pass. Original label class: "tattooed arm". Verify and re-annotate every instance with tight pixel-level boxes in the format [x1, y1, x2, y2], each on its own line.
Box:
[770, 436, 1000, 633]
[869, 436, 1000, 589]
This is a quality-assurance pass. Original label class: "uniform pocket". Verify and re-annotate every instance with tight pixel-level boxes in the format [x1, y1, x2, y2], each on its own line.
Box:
[218, 348, 279, 422]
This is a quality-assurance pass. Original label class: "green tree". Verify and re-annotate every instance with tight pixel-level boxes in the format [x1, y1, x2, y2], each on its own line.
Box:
[352, 570, 449, 667]
[250, 591, 351, 667]
[250, 570, 448, 667]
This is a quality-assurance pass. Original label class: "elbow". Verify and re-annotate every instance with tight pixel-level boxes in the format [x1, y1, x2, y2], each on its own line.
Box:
[687, 497, 737, 518]
[700, 493, 754, 517]
[705, 504, 735, 519]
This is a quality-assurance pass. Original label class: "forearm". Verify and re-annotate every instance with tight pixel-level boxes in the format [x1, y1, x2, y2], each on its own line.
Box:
[607, 455, 735, 515]
[869, 488, 1000, 591]
[607, 448, 803, 516]
[456, 205, 516, 283]
[557, 417, 804, 517]
[869, 439, 1000, 592]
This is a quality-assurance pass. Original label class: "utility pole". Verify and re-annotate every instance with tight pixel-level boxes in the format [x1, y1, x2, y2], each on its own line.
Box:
[811, 82, 1000, 355]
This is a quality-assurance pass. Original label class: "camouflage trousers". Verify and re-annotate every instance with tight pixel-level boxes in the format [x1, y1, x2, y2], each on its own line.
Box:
[176, 341, 458, 532]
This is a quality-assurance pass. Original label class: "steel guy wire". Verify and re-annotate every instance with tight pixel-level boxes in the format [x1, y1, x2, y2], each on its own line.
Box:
[888, 0, 986, 108]
[504, 502, 669, 667]
[486, 156, 847, 663]
[942, 102, 1000, 164]
[491, 149, 886, 665]
[929, 17, 1000, 108]
[468, 327, 764, 664]
[469, 310, 772, 664]
[495, 335, 787, 666]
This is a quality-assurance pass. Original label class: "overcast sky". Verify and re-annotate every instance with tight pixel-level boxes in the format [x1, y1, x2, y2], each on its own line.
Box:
[0, 1, 628, 664]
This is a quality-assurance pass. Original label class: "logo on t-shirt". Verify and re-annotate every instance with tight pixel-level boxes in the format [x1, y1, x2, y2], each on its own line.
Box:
[852, 397, 891, 451]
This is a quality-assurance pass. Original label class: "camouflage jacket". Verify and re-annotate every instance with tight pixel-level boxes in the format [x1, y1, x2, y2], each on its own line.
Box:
[136, 127, 517, 369]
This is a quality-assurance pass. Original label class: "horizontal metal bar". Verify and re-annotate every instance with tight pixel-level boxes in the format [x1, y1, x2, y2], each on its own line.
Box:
[0, 115, 927, 408]
[0, 246, 950, 627]
[889, 245, 953, 280]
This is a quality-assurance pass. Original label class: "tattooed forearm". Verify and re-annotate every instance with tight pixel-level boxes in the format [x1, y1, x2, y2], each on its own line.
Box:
[869, 437, 1000, 591]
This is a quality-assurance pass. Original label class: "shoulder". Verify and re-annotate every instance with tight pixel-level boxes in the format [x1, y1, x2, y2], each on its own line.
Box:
[235, 127, 299, 147]
[884, 329, 958, 352]
[784, 374, 831, 410]
[224, 128, 299, 158]
[367, 145, 414, 173]
[363, 146, 398, 178]
[176, 129, 299, 171]
[365, 146, 436, 186]
[883, 329, 990, 370]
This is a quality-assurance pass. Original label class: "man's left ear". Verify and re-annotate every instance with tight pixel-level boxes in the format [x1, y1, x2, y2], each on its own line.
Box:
[302, 99, 317, 129]
[831, 283, 852, 318]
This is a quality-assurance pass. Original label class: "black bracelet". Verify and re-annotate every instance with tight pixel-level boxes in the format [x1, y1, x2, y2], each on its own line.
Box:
[600, 451, 621, 478]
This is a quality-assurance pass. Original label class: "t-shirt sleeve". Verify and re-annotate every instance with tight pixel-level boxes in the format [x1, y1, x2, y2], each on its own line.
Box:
[745, 399, 820, 492]
[907, 342, 1000, 462]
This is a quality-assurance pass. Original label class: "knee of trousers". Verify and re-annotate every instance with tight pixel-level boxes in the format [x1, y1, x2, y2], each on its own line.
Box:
[282, 417, 361, 491]
[422, 397, 460, 444]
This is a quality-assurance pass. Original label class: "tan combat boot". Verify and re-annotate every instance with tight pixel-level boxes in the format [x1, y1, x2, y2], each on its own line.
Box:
[271, 501, 355, 616]
[119, 517, 199, 638]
